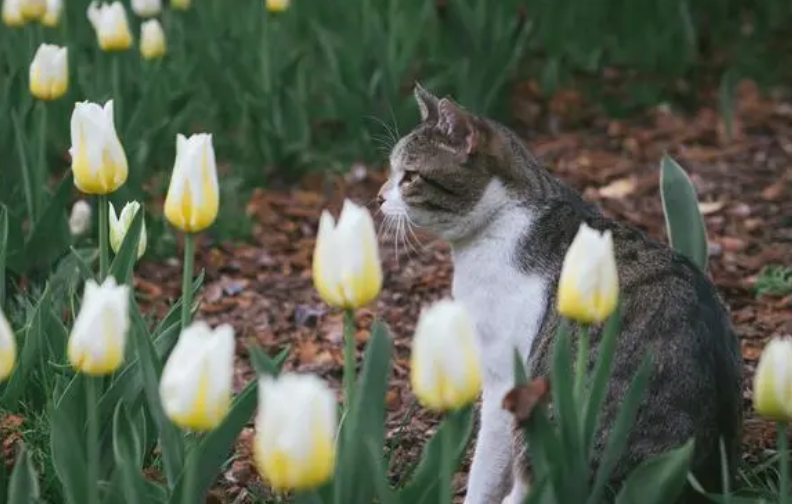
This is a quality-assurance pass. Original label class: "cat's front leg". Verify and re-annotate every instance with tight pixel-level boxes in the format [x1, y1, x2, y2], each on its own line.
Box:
[463, 391, 514, 504]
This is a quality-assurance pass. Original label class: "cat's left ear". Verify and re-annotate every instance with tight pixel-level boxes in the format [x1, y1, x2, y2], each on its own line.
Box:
[436, 98, 482, 157]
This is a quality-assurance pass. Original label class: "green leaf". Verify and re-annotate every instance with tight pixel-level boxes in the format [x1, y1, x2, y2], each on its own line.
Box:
[248, 343, 290, 377]
[23, 172, 73, 274]
[615, 439, 695, 504]
[513, 347, 528, 386]
[170, 378, 259, 504]
[660, 154, 708, 271]
[398, 405, 474, 504]
[366, 438, 399, 504]
[50, 375, 90, 504]
[335, 320, 393, 504]
[7, 445, 39, 504]
[112, 401, 149, 504]
[0, 204, 8, 308]
[108, 208, 144, 286]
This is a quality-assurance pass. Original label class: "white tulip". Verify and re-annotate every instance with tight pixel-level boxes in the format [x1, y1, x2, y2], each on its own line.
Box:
[42, 0, 62, 26]
[68, 276, 130, 375]
[109, 201, 147, 259]
[753, 337, 792, 421]
[130, 0, 160, 17]
[254, 373, 337, 491]
[87, 1, 132, 51]
[0, 307, 17, 382]
[163, 133, 219, 233]
[70, 100, 128, 195]
[29, 43, 68, 101]
[159, 321, 235, 432]
[68, 200, 92, 236]
[2, 0, 25, 26]
[140, 19, 166, 60]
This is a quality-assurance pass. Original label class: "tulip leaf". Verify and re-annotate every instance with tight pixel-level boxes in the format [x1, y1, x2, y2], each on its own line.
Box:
[7, 445, 39, 504]
[170, 378, 259, 504]
[108, 209, 144, 285]
[614, 439, 695, 504]
[365, 438, 399, 504]
[50, 374, 90, 504]
[335, 319, 393, 504]
[398, 404, 474, 504]
[23, 172, 73, 274]
[112, 401, 149, 504]
[248, 342, 290, 376]
[0, 204, 8, 308]
[130, 298, 185, 488]
[660, 154, 708, 272]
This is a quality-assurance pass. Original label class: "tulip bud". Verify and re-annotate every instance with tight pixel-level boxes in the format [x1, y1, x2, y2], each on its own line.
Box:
[163, 133, 219, 233]
[109, 201, 147, 259]
[87, 1, 133, 52]
[131, 0, 160, 17]
[69, 200, 92, 236]
[41, 0, 61, 26]
[68, 276, 130, 376]
[254, 373, 337, 491]
[265, 0, 290, 12]
[140, 19, 166, 60]
[2, 0, 26, 27]
[29, 43, 68, 101]
[753, 337, 792, 421]
[69, 99, 129, 195]
[312, 199, 382, 309]
[170, 0, 190, 10]
[557, 223, 619, 323]
[159, 321, 234, 432]
[20, 0, 45, 20]
[410, 299, 482, 411]
[0, 307, 17, 382]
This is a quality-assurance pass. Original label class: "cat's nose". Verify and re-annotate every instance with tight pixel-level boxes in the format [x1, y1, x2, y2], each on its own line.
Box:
[376, 184, 389, 206]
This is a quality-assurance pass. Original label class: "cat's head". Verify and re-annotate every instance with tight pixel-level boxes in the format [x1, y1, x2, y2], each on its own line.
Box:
[378, 83, 519, 242]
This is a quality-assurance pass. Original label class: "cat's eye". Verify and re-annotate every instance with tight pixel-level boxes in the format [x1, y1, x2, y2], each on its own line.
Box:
[400, 171, 419, 186]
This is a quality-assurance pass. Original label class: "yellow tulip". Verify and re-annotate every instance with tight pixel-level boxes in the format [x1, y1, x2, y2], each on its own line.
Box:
[265, 0, 290, 12]
[557, 223, 619, 323]
[159, 321, 235, 432]
[753, 337, 792, 421]
[2, 0, 26, 26]
[68, 200, 92, 236]
[87, 1, 133, 52]
[163, 133, 219, 233]
[410, 299, 482, 411]
[109, 201, 147, 259]
[69, 100, 129, 195]
[170, 0, 190, 10]
[140, 19, 166, 60]
[20, 0, 45, 20]
[68, 276, 130, 376]
[131, 0, 160, 18]
[254, 373, 337, 491]
[29, 43, 68, 101]
[312, 199, 382, 309]
[0, 306, 17, 382]
[41, 0, 61, 26]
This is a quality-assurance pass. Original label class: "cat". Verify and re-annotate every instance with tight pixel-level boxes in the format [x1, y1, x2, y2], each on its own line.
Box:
[377, 83, 743, 504]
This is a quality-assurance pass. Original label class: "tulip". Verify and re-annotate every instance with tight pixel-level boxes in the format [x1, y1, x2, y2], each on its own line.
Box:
[29, 44, 68, 101]
[265, 0, 290, 12]
[312, 199, 382, 309]
[109, 201, 147, 259]
[140, 19, 166, 60]
[41, 0, 61, 26]
[69, 200, 92, 236]
[69, 100, 128, 195]
[556, 223, 619, 323]
[2, 0, 25, 26]
[130, 0, 160, 17]
[410, 299, 482, 411]
[0, 307, 17, 382]
[753, 338, 792, 421]
[87, 1, 133, 51]
[170, 0, 190, 10]
[159, 321, 234, 432]
[20, 0, 44, 20]
[163, 133, 219, 233]
[68, 276, 130, 376]
[254, 373, 337, 491]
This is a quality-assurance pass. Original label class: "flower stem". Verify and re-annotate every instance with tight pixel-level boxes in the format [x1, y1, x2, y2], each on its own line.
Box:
[35, 100, 47, 221]
[573, 325, 590, 405]
[181, 233, 195, 330]
[441, 411, 455, 504]
[98, 195, 109, 280]
[86, 375, 100, 504]
[111, 55, 122, 127]
[780, 421, 789, 504]
[342, 309, 356, 409]
[181, 435, 199, 504]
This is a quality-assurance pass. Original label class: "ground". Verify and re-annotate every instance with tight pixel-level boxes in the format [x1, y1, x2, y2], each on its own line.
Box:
[5, 80, 792, 502]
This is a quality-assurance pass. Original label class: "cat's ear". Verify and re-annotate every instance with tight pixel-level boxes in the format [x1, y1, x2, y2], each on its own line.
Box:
[413, 82, 439, 122]
[437, 97, 478, 156]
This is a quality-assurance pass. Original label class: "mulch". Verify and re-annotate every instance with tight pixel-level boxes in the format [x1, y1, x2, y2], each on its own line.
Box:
[4, 79, 792, 501]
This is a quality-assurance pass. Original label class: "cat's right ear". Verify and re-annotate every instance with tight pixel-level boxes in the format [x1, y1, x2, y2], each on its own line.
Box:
[413, 82, 439, 122]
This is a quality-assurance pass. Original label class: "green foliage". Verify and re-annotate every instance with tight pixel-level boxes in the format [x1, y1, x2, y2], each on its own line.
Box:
[660, 154, 709, 272]
[755, 266, 792, 298]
